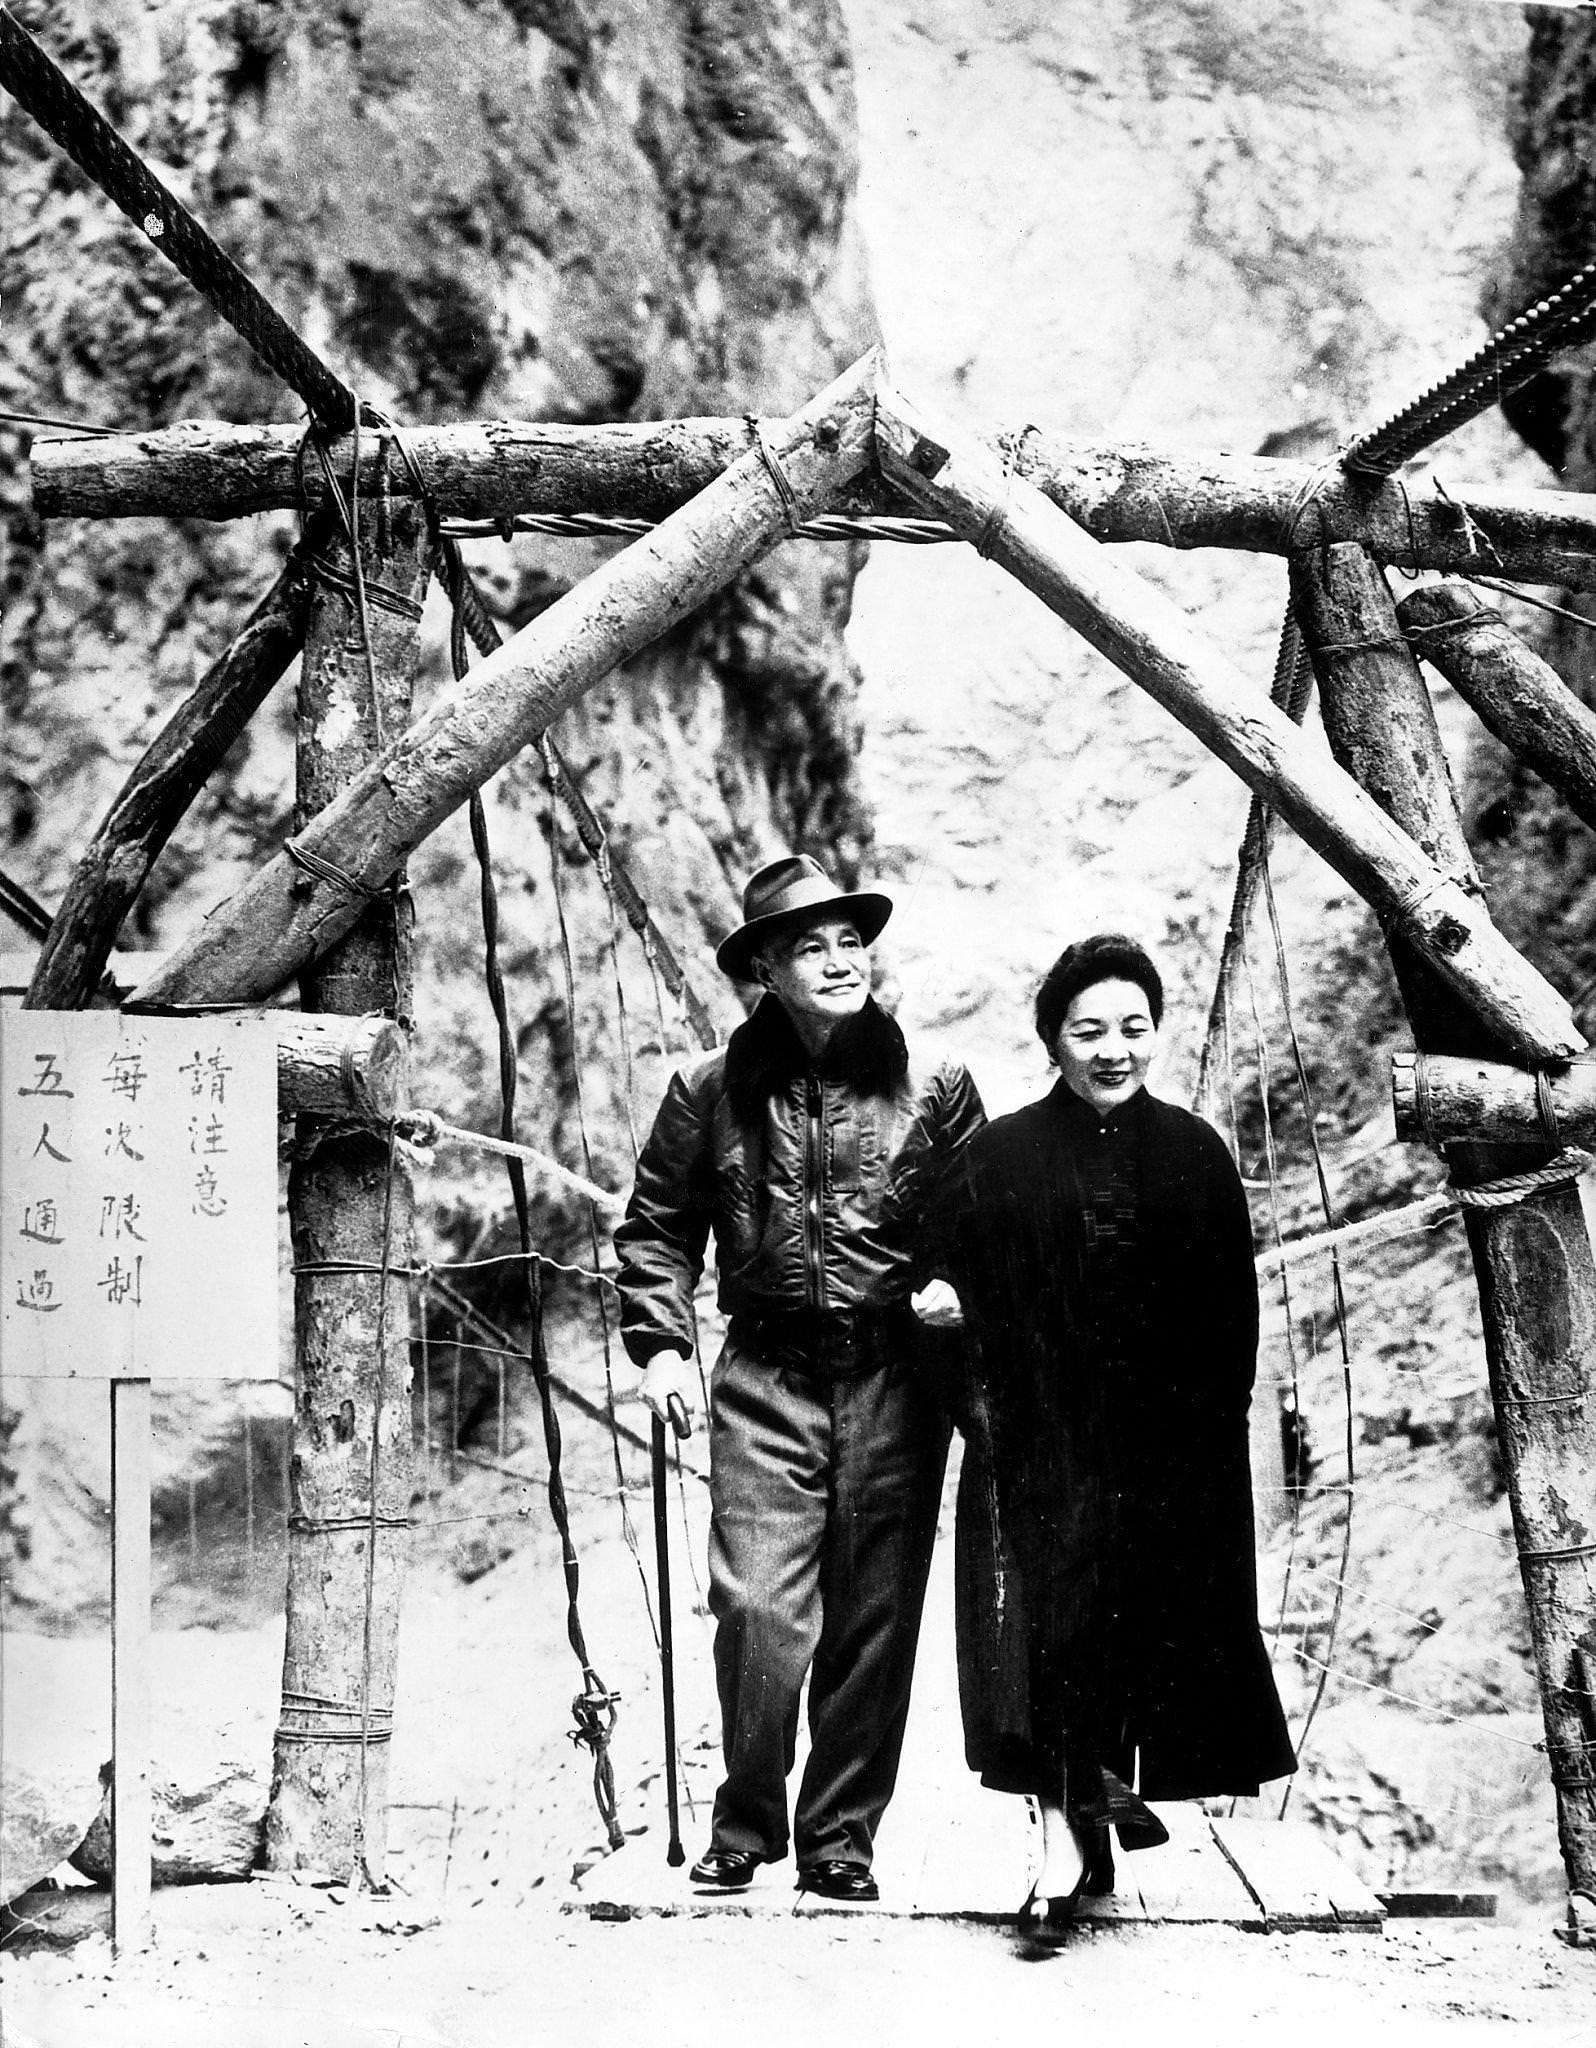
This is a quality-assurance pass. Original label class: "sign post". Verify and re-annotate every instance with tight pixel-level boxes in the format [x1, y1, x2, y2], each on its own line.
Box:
[1, 1010, 278, 1951]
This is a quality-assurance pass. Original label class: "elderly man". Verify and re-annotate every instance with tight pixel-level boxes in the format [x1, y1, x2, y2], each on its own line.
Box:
[616, 855, 984, 1902]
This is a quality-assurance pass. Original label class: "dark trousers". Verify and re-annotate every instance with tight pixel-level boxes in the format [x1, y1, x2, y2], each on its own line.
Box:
[705, 1332, 949, 1866]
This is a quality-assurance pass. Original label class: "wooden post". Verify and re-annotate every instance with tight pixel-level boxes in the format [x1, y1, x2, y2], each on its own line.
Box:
[872, 380, 1585, 1064]
[110, 1375, 151, 1952]
[1290, 540, 1596, 1912]
[264, 492, 435, 1885]
[1397, 581, 1596, 837]
[128, 351, 881, 1013]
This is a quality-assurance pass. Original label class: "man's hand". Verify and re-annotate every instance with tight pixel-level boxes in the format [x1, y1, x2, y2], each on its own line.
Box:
[911, 1278, 964, 1329]
[640, 1349, 700, 1436]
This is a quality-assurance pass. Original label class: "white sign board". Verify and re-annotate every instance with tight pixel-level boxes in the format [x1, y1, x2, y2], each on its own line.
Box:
[1, 1012, 278, 1378]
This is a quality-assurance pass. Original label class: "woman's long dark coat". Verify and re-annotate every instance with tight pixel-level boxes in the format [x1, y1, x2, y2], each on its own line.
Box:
[941, 1081, 1295, 1802]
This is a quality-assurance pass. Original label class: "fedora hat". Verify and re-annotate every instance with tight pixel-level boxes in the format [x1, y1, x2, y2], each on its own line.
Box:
[715, 855, 893, 982]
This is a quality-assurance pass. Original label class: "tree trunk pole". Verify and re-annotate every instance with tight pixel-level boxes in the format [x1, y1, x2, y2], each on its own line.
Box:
[265, 495, 434, 1884]
[25, 532, 318, 1012]
[33, 415, 1596, 590]
[1291, 540, 1596, 1914]
[1397, 580, 1596, 839]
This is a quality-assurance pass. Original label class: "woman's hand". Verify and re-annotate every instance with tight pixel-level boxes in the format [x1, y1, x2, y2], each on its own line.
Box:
[911, 1278, 964, 1329]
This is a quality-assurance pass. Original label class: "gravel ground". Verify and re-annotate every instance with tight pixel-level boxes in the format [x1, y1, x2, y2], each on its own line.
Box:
[4, 1879, 1594, 2048]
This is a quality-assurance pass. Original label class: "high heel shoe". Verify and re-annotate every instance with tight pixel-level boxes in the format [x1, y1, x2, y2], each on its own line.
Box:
[1016, 1866, 1090, 1932]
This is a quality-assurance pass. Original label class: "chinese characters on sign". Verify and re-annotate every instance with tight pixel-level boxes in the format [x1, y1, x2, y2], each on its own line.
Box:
[1, 1013, 278, 1379]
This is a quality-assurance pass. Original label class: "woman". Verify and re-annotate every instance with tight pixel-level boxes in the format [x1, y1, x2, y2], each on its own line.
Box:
[929, 934, 1295, 1928]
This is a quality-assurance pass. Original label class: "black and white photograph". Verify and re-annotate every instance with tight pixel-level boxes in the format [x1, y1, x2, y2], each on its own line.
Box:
[2, 1, 1595, 2041]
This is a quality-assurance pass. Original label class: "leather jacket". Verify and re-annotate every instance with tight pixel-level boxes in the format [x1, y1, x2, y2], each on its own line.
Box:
[615, 996, 985, 1364]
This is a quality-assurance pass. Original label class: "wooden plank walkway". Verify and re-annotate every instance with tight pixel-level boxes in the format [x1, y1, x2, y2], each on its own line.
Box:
[567, 1525, 1386, 1934]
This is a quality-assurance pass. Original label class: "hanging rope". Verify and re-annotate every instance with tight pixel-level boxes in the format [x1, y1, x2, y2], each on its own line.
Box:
[541, 750, 662, 1653]
[438, 540, 719, 1053]
[1194, 607, 1315, 1120]
[1257, 856, 1358, 1816]
[440, 566, 626, 1851]
[397, 1108, 623, 1212]
[1237, 934, 1311, 1680]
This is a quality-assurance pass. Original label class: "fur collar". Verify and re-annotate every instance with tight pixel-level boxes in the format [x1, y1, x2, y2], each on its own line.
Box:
[724, 994, 909, 1120]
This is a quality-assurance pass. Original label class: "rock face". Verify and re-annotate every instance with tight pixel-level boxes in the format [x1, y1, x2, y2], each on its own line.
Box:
[1475, 10, 1596, 1027]
[0, 0, 876, 1613]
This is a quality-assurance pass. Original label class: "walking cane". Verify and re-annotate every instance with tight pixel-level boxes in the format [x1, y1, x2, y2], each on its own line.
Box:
[652, 1391, 692, 1867]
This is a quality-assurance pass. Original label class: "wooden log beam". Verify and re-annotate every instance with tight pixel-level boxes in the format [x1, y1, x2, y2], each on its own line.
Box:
[127, 352, 881, 1012]
[276, 1014, 409, 1122]
[24, 532, 319, 1012]
[30, 416, 1596, 590]
[873, 382, 1585, 1063]
[1293, 540, 1596, 1909]
[1393, 1050, 1596, 1147]
[4, 946, 405, 1116]
[264, 496, 435, 1884]
[1397, 582, 1596, 837]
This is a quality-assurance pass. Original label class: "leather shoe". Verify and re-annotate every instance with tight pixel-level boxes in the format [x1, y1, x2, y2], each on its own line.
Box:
[796, 1858, 879, 1903]
[688, 1848, 762, 1889]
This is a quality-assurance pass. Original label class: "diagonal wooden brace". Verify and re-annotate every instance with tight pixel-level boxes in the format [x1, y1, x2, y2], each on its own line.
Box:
[129, 351, 883, 1012]
[873, 381, 1584, 1065]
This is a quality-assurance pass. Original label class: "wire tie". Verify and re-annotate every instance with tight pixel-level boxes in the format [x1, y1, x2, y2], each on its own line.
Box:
[1308, 632, 1410, 657]
[1392, 876, 1457, 929]
[1433, 475, 1505, 570]
[309, 553, 425, 622]
[279, 1699, 392, 1720]
[1412, 1052, 1440, 1151]
[1403, 609, 1502, 642]
[288, 1512, 413, 1533]
[293, 1259, 418, 1278]
[284, 838, 380, 900]
[1515, 1538, 1596, 1566]
[1279, 457, 1343, 550]
[1537, 1068, 1564, 1148]
[274, 1726, 395, 1746]
[747, 416, 802, 537]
